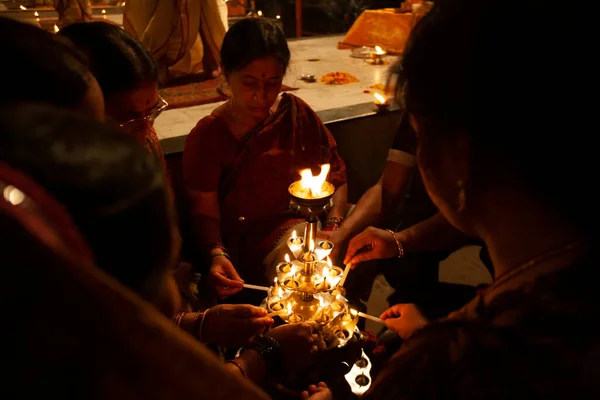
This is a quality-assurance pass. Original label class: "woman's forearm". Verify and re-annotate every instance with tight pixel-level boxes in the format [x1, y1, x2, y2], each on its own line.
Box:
[329, 183, 348, 219]
[226, 350, 267, 383]
[192, 215, 223, 254]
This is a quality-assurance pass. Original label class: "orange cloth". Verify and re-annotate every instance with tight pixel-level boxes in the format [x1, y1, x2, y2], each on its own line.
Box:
[338, 9, 416, 54]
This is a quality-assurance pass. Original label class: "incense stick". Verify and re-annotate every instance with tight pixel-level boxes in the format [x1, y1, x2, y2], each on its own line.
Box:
[243, 283, 269, 292]
[357, 311, 385, 325]
[338, 263, 352, 286]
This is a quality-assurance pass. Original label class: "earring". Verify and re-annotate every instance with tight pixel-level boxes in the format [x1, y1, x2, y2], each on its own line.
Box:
[457, 179, 466, 212]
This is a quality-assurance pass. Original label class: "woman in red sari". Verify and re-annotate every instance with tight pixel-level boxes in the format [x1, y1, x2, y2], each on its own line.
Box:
[183, 18, 348, 301]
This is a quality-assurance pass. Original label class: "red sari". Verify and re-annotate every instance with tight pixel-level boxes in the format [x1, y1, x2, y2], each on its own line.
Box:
[183, 93, 346, 284]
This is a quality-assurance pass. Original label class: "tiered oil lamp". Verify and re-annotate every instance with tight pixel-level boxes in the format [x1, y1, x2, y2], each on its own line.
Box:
[263, 163, 359, 347]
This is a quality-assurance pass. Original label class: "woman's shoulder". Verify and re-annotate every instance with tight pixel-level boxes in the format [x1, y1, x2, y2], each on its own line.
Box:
[188, 114, 228, 139]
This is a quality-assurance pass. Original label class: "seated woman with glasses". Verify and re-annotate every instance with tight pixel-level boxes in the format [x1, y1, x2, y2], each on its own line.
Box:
[58, 22, 169, 176]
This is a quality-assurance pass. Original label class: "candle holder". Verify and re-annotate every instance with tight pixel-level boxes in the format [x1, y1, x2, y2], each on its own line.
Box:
[369, 46, 387, 65]
[256, 164, 358, 347]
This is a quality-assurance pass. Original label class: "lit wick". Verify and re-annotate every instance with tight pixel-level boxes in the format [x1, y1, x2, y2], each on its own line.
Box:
[278, 254, 292, 273]
[374, 93, 390, 112]
[291, 230, 302, 245]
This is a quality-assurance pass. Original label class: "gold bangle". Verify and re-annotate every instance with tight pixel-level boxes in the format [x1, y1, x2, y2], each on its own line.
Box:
[211, 252, 230, 260]
[386, 229, 404, 258]
[226, 359, 248, 378]
[198, 309, 209, 343]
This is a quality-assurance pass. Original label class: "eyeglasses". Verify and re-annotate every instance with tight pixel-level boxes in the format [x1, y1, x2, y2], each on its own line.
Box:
[119, 96, 168, 132]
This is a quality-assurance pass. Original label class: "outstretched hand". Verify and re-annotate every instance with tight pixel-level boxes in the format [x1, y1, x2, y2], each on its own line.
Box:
[209, 255, 244, 298]
[344, 227, 398, 266]
[381, 303, 428, 339]
[202, 304, 273, 347]
[301, 382, 332, 400]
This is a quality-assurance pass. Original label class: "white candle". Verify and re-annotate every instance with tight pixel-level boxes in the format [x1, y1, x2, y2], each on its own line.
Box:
[243, 283, 269, 292]
[357, 311, 385, 325]
[266, 310, 286, 318]
[338, 263, 352, 287]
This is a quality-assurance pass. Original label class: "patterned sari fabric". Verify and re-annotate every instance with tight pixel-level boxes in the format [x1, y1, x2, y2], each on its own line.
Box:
[184, 93, 347, 286]
[0, 163, 267, 399]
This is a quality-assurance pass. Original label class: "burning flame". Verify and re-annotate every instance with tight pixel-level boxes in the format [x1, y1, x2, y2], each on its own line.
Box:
[326, 256, 332, 267]
[284, 254, 290, 263]
[298, 164, 330, 198]
[291, 230, 296, 240]
[374, 93, 387, 104]
[257, 10, 263, 16]
[53, 24, 59, 33]
[351, 309, 359, 316]
[276, 14, 281, 19]
[19, 5, 26, 10]
[287, 303, 293, 316]
[309, 238, 315, 252]
[323, 267, 329, 280]
[375, 46, 385, 55]
[101, 9, 106, 14]
[34, 11, 39, 17]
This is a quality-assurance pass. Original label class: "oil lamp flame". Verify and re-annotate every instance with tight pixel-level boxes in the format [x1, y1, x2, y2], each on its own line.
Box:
[284, 253, 291, 263]
[34, 11, 39, 16]
[326, 256, 332, 267]
[375, 45, 385, 55]
[323, 267, 329, 278]
[19, 5, 26, 10]
[298, 163, 331, 198]
[53, 24, 59, 33]
[374, 93, 387, 104]
[291, 230, 297, 239]
[287, 303, 293, 315]
[309, 238, 315, 252]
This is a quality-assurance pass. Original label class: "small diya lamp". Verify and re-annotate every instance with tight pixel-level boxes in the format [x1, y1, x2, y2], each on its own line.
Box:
[373, 92, 390, 112]
[276, 254, 295, 281]
[370, 46, 387, 65]
[315, 239, 334, 260]
[287, 303, 304, 323]
[316, 266, 331, 291]
[324, 257, 343, 287]
[287, 230, 304, 258]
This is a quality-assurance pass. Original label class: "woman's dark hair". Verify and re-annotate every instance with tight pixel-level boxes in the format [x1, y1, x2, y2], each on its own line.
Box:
[0, 103, 174, 300]
[59, 21, 158, 99]
[392, 0, 593, 236]
[0, 17, 91, 109]
[221, 17, 290, 76]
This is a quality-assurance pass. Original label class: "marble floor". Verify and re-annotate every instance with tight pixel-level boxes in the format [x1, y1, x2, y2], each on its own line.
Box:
[154, 34, 400, 150]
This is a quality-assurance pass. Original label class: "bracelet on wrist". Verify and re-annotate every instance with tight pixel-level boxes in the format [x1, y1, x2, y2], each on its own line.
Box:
[245, 334, 283, 376]
[211, 252, 231, 261]
[226, 359, 248, 378]
[386, 229, 405, 258]
[323, 216, 344, 231]
[192, 310, 208, 342]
